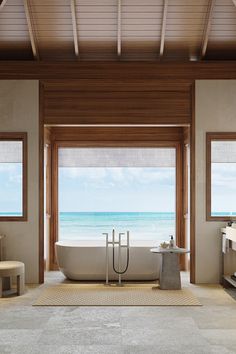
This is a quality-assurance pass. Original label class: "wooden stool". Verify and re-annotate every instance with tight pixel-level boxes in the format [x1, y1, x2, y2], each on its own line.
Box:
[0, 261, 25, 297]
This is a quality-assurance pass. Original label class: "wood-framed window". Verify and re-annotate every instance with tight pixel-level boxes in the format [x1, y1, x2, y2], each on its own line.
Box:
[49, 126, 185, 270]
[0, 132, 27, 221]
[206, 132, 236, 221]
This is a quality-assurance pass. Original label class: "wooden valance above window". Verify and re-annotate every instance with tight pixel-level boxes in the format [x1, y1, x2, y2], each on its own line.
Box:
[41, 79, 192, 126]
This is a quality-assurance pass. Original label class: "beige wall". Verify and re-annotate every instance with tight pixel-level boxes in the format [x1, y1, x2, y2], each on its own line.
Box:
[195, 80, 236, 283]
[0, 79, 235, 284]
[0, 80, 39, 283]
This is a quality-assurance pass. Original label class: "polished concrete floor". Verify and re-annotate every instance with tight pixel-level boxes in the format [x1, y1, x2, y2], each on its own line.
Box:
[0, 272, 236, 354]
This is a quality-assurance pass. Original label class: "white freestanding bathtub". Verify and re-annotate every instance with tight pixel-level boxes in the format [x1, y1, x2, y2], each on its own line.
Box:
[55, 240, 160, 281]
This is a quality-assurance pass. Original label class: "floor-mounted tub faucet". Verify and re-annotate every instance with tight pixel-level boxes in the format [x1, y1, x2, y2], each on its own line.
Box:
[102, 229, 130, 286]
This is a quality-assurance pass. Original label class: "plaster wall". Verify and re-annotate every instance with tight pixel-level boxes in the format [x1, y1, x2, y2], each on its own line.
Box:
[195, 80, 236, 283]
[0, 80, 39, 283]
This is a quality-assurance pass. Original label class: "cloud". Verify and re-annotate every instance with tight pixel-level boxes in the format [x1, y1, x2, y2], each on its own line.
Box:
[212, 163, 236, 190]
[60, 167, 175, 191]
[0, 164, 17, 172]
[129, 168, 175, 185]
[61, 167, 106, 180]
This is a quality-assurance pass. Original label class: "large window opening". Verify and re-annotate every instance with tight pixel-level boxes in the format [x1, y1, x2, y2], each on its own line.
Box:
[58, 147, 176, 243]
[207, 133, 236, 221]
[0, 133, 27, 221]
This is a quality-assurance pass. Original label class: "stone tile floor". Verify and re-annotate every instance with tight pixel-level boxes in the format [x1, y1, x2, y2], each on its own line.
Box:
[0, 272, 236, 354]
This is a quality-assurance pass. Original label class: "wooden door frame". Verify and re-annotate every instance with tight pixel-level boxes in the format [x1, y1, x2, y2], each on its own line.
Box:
[190, 83, 195, 283]
[49, 127, 185, 270]
[39, 82, 44, 283]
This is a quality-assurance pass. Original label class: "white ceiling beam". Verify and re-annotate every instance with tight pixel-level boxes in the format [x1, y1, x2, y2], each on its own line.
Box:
[23, 0, 39, 60]
[160, 0, 168, 57]
[117, 0, 122, 57]
[0, 0, 8, 11]
[201, 0, 216, 58]
[70, 0, 79, 58]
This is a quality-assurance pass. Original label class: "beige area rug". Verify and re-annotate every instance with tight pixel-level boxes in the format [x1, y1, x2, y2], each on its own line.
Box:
[34, 284, 201, 306]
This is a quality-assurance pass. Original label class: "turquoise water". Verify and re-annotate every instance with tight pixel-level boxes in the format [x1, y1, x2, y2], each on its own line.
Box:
[212, 212, 236, 217]
[0, 212, 22, 216]
[59, 212, 175, 242]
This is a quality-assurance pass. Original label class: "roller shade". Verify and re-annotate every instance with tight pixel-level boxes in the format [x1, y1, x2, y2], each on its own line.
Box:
[58, 148, 176, 168]
[212, 141, 236, 163]
[0, 141, 22, 163]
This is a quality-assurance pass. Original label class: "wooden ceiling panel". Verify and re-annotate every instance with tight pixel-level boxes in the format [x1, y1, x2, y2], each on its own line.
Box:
[76, 0, 117, 60]
[29, 0, 75, 60]
[121, 0, 162, 60]
[78, 41, 117, 60]
[0, 42, 33, 60]
[164, 0, 208, 60]
[121, 41, 159, 60]
[205, 46, 236, 60]
[0, 0, 32, 59]
[0, 0, 236, 61]
[206, 0, 236, 59]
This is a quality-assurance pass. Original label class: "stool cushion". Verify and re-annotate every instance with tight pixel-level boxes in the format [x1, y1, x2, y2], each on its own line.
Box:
[0, 261, 24, 277]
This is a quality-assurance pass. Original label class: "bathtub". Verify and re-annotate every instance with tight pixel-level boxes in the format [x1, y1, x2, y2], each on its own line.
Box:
[55, 240, 160, 281]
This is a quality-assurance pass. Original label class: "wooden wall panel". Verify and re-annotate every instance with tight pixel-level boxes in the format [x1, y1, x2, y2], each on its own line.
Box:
[50, 126, 184, 142]
[42, 79, 192, 125]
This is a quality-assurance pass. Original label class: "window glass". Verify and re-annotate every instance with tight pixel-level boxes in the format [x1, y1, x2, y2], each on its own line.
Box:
[58, 148, 176, 243]
[211, 141, 236, 217]
[0, 141, 23, 217]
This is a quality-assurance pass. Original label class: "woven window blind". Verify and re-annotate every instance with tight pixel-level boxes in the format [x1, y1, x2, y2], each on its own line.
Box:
[0, 141, 22, 163]
[58, 148, 176, 168]
[212, 141, 236, 163]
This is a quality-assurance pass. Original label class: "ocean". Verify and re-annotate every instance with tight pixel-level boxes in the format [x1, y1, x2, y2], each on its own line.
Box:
[59, 212, 175, 243]
[1, 211, 235, 243]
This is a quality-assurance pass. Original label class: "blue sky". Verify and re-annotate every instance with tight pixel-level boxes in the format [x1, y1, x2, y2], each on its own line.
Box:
[59, 167, 176, 212]
[0, 163, 22, 214]
[212, 163, 236, 213]
[1, 163, 236, 215]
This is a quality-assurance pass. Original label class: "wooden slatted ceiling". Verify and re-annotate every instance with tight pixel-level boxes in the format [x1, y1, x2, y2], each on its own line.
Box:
[206, 0, 236, 59]
[164, 0, 209, 60]
[0, 0, 236, 61]
[121, 0, 163, 60]
[29, 0, 75, 60]
[0, 0, 32, 59]
[76, 0, 117, 60]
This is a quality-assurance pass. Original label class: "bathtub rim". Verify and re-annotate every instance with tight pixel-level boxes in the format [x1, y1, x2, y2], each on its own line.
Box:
[55, 239, 159, 248]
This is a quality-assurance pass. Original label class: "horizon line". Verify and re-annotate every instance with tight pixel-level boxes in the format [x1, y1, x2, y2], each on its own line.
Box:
[59, 211, 175, 213]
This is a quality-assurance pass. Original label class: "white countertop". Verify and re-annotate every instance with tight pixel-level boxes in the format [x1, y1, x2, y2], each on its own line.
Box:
[150, 247, 190, 254]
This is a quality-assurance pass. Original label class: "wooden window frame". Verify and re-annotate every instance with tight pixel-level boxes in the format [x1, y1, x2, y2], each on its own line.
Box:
[0, 132, 27, 222]
[49, 128, 184, 270]
[206, 132, 236, 222]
